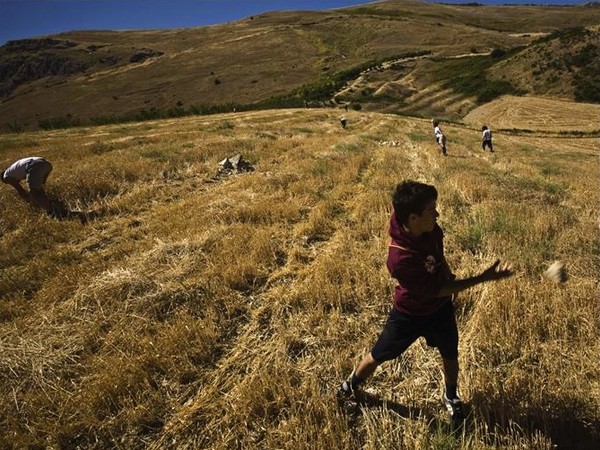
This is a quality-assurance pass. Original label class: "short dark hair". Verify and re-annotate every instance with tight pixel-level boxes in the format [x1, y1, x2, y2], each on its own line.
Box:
[482, 125, 488, 131]
[392, 180, 438, 225]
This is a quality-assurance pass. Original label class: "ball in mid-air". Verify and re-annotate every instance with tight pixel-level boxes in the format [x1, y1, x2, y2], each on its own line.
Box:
[544, 260, 568, 283]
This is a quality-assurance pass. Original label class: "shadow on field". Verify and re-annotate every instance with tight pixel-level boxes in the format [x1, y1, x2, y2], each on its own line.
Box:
[470, 392, 600, 450]
[338, 390, 466, 434]
[479, 412, 599, 449]
[339, 389, 599, 447]
[48, 198, 101, 225]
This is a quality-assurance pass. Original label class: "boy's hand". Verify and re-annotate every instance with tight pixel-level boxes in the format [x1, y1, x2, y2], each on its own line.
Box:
[481, 259, 513, 281]
[6, 178, 30, 201]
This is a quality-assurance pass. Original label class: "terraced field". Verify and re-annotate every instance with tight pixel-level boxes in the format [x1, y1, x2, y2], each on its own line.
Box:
[463, 95, 600, 133]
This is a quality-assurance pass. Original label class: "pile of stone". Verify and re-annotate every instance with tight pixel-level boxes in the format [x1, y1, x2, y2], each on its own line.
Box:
[377, 141, 402, 147]
[216, 154, 254, 177]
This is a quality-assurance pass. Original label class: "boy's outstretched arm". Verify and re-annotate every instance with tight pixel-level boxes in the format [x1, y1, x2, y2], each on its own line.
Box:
[436, 260, 513, 297]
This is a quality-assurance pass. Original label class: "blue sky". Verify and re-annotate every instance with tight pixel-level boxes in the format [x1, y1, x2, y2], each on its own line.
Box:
[0, 0, 590, 45]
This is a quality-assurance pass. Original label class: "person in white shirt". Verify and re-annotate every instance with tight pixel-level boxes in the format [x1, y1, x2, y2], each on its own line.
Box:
[1, 156, 53, 212]
[432, 120, 447, 156]
[481, 125, 494, 152]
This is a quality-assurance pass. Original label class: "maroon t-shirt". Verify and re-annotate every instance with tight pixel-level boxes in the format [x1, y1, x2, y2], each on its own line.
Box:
[386, 212, 454, 316]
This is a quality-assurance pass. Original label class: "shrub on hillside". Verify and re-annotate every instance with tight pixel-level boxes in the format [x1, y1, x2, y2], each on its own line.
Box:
[574, 70, 600, 103]
[90, 102, 245, 126]
[38, 114, 81, 130]
[6, 120, 24, 133]
[431, 48, 525, 104]
[490, 48, 507, 58]
[286, 51, 430, 103]
[533, 26, 590, 45]
[446, 73, 522, 103]
[565, 43, 598, 68]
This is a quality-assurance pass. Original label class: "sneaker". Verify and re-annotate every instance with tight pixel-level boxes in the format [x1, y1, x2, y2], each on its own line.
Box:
[338, 380, 355, 398]
[443, 393, 464, 420]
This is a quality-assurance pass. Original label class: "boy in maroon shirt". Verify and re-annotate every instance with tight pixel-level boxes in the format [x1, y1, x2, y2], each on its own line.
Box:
[339, 180, 513, 419]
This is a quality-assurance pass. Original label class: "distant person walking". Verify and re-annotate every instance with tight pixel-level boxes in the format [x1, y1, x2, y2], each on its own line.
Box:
[2, 156, 53, 212]
[338, 180, 514, 420]
[481, 125, 494, 152]
[432, 120, 447, 156]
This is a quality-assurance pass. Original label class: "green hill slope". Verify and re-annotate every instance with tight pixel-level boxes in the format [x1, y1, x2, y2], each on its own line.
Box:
[1, 0, 600, 131]
[489, 25, 600, 103]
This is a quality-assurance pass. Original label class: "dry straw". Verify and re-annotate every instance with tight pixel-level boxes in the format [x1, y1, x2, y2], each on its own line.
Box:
[1, 109, 598, 449]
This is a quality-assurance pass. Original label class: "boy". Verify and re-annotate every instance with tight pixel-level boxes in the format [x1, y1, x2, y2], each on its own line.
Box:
[432, 120, 447, 156]
[481, 125, 493, 152]
[1, 156, 53, 212]
[339, 180, 513, 419]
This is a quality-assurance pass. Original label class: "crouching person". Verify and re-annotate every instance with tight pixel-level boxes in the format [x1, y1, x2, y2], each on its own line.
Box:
[2, 156, 53, 212]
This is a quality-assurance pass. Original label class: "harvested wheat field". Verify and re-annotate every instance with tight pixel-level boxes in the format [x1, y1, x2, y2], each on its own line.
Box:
[1, 108, 599, 449]
[463, 95, 600, 133]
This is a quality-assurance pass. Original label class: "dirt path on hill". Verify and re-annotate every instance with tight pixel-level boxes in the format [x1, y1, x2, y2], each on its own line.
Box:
[333, 52, 490, 106]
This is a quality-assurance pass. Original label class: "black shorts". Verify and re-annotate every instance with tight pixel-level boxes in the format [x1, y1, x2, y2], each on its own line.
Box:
[370, 301, 458, 362]
[26, 159, 52, 191]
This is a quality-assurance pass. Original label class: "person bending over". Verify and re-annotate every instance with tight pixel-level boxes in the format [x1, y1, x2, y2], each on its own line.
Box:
[2, 156, 53, 212]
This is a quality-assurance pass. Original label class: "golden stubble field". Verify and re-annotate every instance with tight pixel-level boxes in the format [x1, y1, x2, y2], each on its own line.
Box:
[463, 96, 600, 133]
[1, 103, 599, 449]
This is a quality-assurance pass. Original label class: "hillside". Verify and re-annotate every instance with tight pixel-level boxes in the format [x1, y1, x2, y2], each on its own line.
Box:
[2, 0, 600, 131]
[488, 25, 600, 102]
[1, 105, 599, 449]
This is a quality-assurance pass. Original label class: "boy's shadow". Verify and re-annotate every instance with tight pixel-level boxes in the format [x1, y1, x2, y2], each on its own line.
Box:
[470, 392, 600, 450]
[342, 390, 600, 447]
[338, 390, 470, 435]
[48, 198, 101, 225]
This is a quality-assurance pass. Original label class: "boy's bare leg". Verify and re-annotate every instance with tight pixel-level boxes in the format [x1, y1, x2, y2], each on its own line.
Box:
[354, 352, 379, 381]
[442, 358, 459, 395]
